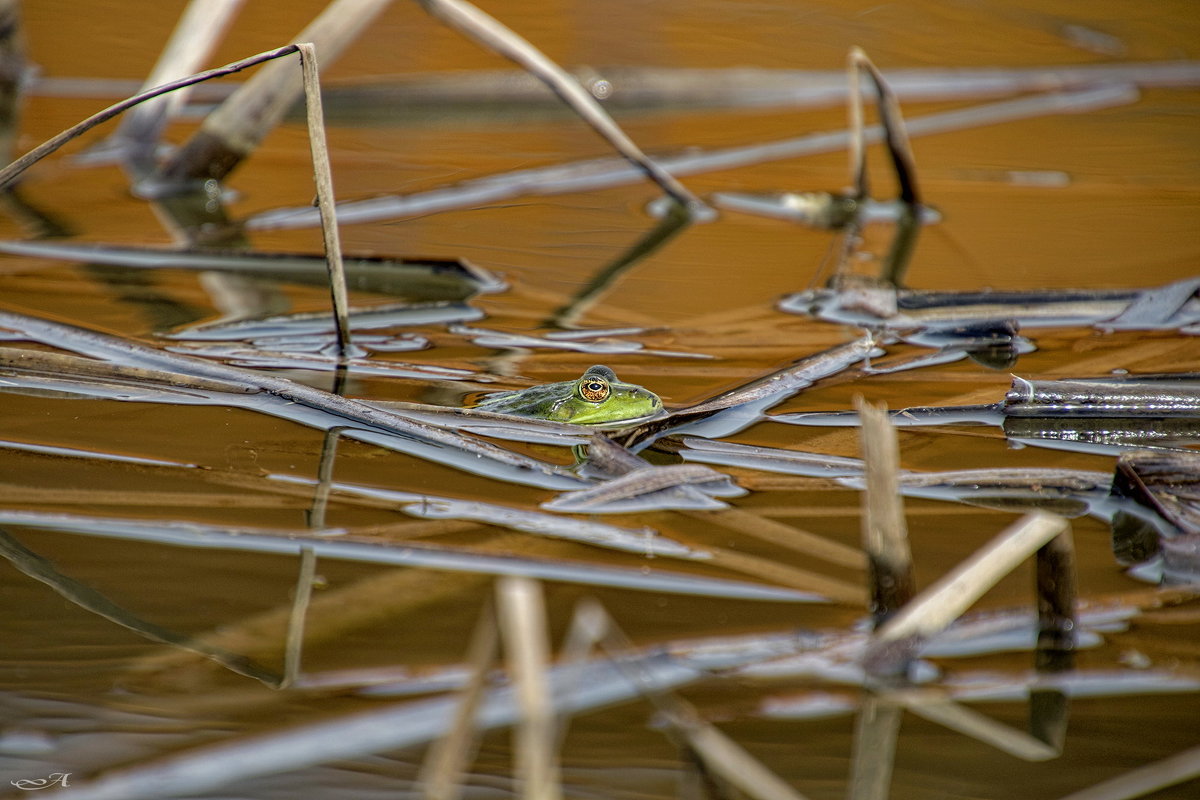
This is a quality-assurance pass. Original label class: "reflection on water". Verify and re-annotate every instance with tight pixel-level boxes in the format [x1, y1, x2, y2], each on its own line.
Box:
[2, 1, 1199, 798]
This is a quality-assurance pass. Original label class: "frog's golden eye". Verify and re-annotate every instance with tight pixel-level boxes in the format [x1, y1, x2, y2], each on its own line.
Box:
[578, 378, 610, 403]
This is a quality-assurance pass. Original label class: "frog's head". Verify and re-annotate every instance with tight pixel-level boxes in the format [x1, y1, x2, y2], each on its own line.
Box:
[550, 365, 663, 425]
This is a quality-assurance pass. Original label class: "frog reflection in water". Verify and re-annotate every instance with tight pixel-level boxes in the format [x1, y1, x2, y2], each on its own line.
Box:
[473, 365, 663, 425]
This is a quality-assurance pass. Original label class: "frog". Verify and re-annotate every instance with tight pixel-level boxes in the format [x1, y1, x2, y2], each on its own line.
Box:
[472, 364, 663, 425]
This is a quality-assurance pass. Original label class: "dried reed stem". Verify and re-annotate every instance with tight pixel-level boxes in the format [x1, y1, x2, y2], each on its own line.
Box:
[249, 84, 1135, 231]
[846, 49, 867, 200]
[1029, 687, 1070, 754]
[0, 44, 301, 189]
[848, 48, 919, 205]
[845, 48, 923, 286]
[846, 694, 902, 800]
[416, 0, 706, 213]
[662, 707, 813, 800]
[158, 0, 391, 185]
[114, 0, 245, 169]
[496, 576, 562, 799]
[419, 601, 500, 800]
[866, 512, 1069, 675]
[854, 396, 915, 625]
[878, 512, 1068, 641]
[704, 545, 865, 604]
[900, 692, 1058, 761]
[297, 41, 352, 355]
[584, 603, 810, 800]
[1055, 742, 1200, 800]
[689, 507, 866, 571]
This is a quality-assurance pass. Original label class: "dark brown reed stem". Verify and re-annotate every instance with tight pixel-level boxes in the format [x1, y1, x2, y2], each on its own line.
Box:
[1029, 527, 1076, 751]
[1035, 530, 1077, 668]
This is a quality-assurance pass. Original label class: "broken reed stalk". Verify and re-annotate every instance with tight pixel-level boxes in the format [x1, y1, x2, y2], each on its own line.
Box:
[846, 50, 868, 200]
[1029, 685, 1070, 755]
[495, 576, 562, 800]
[843, 48, 923, 287]
[849, 398, 910, 798]
[0, 44, 301, 190]
[158, 0, 392, 186]
[550, 599, 610, 754]
[854, 396, 916, 626]
[418, 601, 500, 800]
[848, 47, 919, 205]
[297, 42, 352, 355]
[281, 545, 317, 688]
[582, 603, 811, 800]
[661, 707, 814, 800]
[416, 0, 707, 214]
[866, 512, 1069, 676]
[113, 0, 244, 173]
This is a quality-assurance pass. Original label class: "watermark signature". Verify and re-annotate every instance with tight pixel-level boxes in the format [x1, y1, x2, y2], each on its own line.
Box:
[9, 773, 70, 791]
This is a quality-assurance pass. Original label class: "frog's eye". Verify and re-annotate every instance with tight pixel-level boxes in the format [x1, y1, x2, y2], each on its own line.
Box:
[578, 377, 610, 403]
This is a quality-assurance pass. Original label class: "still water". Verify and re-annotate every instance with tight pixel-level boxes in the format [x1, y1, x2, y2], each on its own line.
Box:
[1, 1, 1199, 798]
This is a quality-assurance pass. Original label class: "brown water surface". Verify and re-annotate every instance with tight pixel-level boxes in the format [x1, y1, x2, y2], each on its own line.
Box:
[2, 1, 1199, 798]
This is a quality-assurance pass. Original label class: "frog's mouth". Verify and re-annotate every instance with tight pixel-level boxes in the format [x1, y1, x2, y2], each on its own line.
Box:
[582, 406, 668, 429]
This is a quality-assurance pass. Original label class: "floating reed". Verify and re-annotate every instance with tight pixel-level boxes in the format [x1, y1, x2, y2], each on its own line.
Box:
[248, 84, 1136, 229]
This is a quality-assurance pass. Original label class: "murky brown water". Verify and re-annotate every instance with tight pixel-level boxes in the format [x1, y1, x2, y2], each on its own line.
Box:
[2, 1, 1199, 798]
